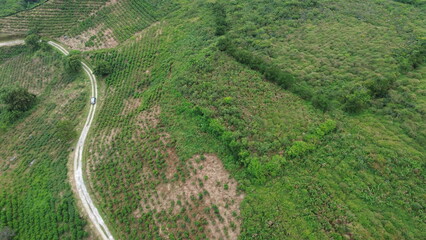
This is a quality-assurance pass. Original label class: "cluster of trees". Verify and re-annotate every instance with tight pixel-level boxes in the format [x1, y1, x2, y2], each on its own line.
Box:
[0, 88, 36, 124]
[212, 2, 228, 36]
[64, 51, 82, 73]
[2, 88, 36, 112]
[93, 60, 112, 76]
[24, 34, 41, 50]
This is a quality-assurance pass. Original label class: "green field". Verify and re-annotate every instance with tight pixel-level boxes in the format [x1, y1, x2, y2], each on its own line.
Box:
[0, 0, 425, 239]
[0, 45, 90, 239]
[0, 0, 47, 17]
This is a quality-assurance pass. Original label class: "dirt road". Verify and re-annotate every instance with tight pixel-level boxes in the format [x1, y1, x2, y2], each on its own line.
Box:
[0, 39, 24, 47]
[48, 41, 115, 240]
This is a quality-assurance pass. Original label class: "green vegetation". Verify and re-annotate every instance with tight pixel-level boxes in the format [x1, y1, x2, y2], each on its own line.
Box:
[64, 51, 82, 74]
[0, 0, 107, 36]
[0, 0, 46, 17]
[56, 120, 77, 143]
[0, 45, 89, 239]
[24, 34, 40, 50]
[93, 60, 112, 77]
[1, 0, 425, 239]
[2, 88, 36, 112]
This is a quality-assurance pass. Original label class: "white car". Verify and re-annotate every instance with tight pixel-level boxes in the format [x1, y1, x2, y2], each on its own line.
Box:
[91, 97, 96, 105]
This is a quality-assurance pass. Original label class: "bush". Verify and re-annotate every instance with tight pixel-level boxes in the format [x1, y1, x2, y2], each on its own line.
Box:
[25, 34, 41, 50]
[2, 88, 36, 112]
[316, 120, 337, 137]
[287, 141, 315, 158]
[64, 51, 82, 73]
[312, 93, 331, 111]
[367, 76, 395, 98]
[247, 157, 266, 183]
[265, 155, 285, 176]
[94, 60, 112, 76]
[211, 2, 228, 36]
[343, 85, 371, 113]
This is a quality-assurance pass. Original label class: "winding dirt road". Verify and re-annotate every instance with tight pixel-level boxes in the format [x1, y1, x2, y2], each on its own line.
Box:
[47, 41, 114, 240]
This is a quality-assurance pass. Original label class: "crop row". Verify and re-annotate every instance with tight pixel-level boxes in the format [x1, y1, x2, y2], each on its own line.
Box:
[0, 46, 89, 239]
[0, 0, 107, 36]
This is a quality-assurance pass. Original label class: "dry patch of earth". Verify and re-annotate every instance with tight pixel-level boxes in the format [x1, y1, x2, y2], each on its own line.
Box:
[58, 24, 118, 51]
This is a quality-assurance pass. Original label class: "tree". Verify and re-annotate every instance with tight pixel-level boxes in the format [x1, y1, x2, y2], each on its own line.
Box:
[93, 60, 112, 76]
[2, 88, 36, 112]
[64, 51, 82, 73]
[312, 92, 331, 111]
[367, 76, 395, 98]
[25, 34, 41, 50]
[343, 85, 371, 113]
[212, 2, 228, 36]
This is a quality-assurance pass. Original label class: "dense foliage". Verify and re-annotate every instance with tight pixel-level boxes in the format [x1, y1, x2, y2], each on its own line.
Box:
[0, 0, 46, 17]
[64, 51, 82, 73]
[24, 34, 40, 49]
[93, 60, 112, 77]
[2, 88, 36, 112]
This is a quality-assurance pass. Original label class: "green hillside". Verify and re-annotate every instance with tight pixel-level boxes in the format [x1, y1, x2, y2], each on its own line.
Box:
[0, 0, 425, 239]
[0, 0, 47, 17]
[0, 45, 90, 239]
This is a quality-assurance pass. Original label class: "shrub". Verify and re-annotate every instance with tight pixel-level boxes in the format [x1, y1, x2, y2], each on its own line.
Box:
[64, 51, 82, 73]
[2, 88, 36, 112]
[211, 2, 228, 36]
[265, 155, 284, 176]
[315, 120, 337, 137]
[343, 85, 371, 113]
[247, 157, 264, 178]
[94, 60, 112, 76]
[312, 93, 331, 111]
[25, 34, 41, 50]
[287, 141, 315, 158]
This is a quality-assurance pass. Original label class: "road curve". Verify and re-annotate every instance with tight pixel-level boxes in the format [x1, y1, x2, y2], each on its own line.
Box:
[47, 41, 115, 240]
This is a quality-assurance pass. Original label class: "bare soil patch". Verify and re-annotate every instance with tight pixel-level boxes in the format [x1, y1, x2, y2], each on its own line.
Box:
[59, 24, 118, 51]
[143, 154, 244, 240]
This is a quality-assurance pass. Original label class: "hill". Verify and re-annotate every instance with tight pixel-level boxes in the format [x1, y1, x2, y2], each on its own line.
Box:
[0, 45, 90, 239]
[0, 0, 47, 17]
[0, 0, 425, 239]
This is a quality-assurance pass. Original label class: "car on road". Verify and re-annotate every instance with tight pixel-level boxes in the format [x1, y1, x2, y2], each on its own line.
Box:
[91, 97, 96, 105]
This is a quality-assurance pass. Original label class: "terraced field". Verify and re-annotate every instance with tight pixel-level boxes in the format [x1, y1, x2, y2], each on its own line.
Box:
[0, 0, 107, 36]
